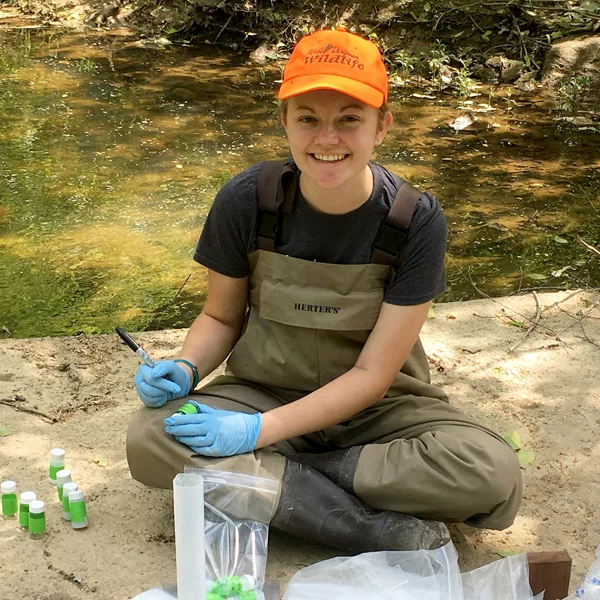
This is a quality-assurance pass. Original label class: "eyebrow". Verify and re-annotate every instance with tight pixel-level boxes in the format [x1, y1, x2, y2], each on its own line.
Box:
[293, 104, 365, 112]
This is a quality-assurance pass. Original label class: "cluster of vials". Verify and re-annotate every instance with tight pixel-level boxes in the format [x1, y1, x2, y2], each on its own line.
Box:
[205, 575, 265, 600]
[1, 448, 88, 538]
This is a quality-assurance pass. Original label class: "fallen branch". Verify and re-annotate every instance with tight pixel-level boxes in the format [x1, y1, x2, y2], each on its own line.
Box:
[509, 291, 542, 352]
[577, 237, 600, 258]
[468, 275, 557, 335]
[0, 399, 56, 424]
[214, 15, 232, 43]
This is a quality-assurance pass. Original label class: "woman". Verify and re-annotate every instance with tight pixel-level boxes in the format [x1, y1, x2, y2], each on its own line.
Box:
[127, 28, 522, 552]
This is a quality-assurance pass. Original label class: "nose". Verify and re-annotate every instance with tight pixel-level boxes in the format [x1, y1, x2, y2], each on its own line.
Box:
[314, 122, 340, 145]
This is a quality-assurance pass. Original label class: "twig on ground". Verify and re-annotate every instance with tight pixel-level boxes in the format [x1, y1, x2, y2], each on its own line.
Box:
[214, 16, 232, 43]
[579, 323, 600, 350]
[558, 299, 600, 334]
[467, 275, 557, 335]
[0, 399, 56, 423]
[509, 291, 541, 352]
[577, 236, 600, 258]
[539, 289, 584, 315]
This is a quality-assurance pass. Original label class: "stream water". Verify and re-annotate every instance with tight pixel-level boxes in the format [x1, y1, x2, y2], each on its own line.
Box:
[1, 16, 599, 338]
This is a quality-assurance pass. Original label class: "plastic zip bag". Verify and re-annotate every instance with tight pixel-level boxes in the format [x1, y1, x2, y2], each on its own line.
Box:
[184, 466, 279, 589]
[283, 543, 463, 600]
[283, 541, 542, 600]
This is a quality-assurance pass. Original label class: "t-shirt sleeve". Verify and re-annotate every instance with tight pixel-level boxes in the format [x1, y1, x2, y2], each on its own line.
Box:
[383, 192, 447, 305]
[193, 164, 261, 277]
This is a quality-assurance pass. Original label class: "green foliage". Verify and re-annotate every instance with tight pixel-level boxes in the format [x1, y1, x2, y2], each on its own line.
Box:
[558, 76, 592, 115]
[455, 67, 473, 100]
[425, 40, 450, 82]
[504, 431, 535, 469]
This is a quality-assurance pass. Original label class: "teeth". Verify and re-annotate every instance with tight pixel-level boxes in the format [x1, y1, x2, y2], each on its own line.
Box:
[313, 154, 346, 162]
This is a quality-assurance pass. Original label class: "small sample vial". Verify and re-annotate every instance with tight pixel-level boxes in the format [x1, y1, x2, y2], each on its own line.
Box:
[1, 480, 18, 519]
[29, 500, 46, 539]
[49, 448, 66, 484]
[18, 491, 36, 530]
[68, 490, 88, 529]
[216, 576, 244, 597]
[174, 401, 201, 416]
[56, 469, 72, 501]
[240, 575, 257, 592]
[238, 591, 265, 600]
[61, 482, 78, 521]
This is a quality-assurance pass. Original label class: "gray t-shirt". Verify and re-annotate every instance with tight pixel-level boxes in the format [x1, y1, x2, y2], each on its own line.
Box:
[194, 161, 447, 305]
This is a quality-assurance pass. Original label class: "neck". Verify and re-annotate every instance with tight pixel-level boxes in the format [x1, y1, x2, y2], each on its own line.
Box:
[299, 165, 374, 215]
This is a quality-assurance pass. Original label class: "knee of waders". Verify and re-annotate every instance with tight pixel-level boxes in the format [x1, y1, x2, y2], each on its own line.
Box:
[466, 442, 523, 529]
[126, 405, 180, 490]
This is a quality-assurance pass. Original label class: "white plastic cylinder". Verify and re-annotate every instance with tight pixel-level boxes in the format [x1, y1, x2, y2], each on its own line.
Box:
[173, 473, 205, 600]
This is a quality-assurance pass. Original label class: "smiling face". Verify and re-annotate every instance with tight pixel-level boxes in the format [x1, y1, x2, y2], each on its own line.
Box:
[282, 90, 392, 212]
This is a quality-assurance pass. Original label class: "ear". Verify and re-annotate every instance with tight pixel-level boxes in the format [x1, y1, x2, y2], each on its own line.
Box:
[374, 111, 393, 146]
[281, 112, 288, 132]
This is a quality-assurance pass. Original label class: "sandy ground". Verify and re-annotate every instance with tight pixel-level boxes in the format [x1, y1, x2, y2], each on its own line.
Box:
[1, 290, 599, 599]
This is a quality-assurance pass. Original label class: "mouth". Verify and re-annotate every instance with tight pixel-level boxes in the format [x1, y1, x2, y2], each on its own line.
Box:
[310, 153, 349, 163]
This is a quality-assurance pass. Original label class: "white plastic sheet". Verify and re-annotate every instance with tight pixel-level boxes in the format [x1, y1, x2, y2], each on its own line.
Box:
[563, 545, 600, 599]
[283, 541, 541, 600]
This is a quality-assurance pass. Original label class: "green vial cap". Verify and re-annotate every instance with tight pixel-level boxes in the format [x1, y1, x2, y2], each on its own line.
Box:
[174, 402, 200, 416]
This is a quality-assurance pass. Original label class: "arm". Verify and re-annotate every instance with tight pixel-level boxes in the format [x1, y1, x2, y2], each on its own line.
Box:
[256, 300, 432, 448]
[176, 269, 248, 384]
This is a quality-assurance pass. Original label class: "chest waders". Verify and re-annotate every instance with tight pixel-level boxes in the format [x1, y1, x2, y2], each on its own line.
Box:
[126, 161, 523, 553]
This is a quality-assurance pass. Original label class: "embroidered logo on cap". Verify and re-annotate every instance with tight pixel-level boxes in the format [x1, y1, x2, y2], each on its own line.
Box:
[305, 45, 365, 70]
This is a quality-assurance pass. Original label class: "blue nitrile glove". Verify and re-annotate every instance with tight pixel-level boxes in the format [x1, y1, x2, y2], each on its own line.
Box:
[134, 360, 191, 408]
[164, 404, 262, 457]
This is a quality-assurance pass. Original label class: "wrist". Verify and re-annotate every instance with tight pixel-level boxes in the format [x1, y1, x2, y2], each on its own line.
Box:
[173, 358, 199, 390]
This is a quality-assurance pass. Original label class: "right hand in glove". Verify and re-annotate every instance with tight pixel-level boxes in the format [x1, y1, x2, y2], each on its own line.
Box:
[134, 360, 191, 408]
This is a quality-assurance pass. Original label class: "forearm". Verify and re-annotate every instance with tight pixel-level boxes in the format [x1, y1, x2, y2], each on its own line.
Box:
[256, 366, 388, 448]
[177, 311, 242, 382]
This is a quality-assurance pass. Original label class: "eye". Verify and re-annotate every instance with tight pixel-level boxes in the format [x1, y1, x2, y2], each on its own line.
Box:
[298, 115, 316, 124]
[340, 115, 360, 123]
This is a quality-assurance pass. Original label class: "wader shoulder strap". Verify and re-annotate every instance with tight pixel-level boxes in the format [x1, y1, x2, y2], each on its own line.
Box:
[370, 179, 422, 267]
[256, 160, 298, 252]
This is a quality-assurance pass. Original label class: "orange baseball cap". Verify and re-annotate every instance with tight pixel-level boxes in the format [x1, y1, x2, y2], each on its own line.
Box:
[278, 29, 388, 108]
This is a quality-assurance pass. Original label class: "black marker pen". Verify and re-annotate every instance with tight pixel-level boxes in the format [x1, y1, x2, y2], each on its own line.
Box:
[115, 327, 156, 368]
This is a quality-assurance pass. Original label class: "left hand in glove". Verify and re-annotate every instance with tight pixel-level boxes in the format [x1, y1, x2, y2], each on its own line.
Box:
[164, 403, 262, 457]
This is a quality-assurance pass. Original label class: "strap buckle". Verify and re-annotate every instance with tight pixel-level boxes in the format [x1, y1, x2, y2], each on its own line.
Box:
[373, 222, 408, 259]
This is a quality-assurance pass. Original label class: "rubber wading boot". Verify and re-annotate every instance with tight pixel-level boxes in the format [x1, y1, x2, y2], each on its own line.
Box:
[287, 447, 362, 494]
[271, 459, 451, 553]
